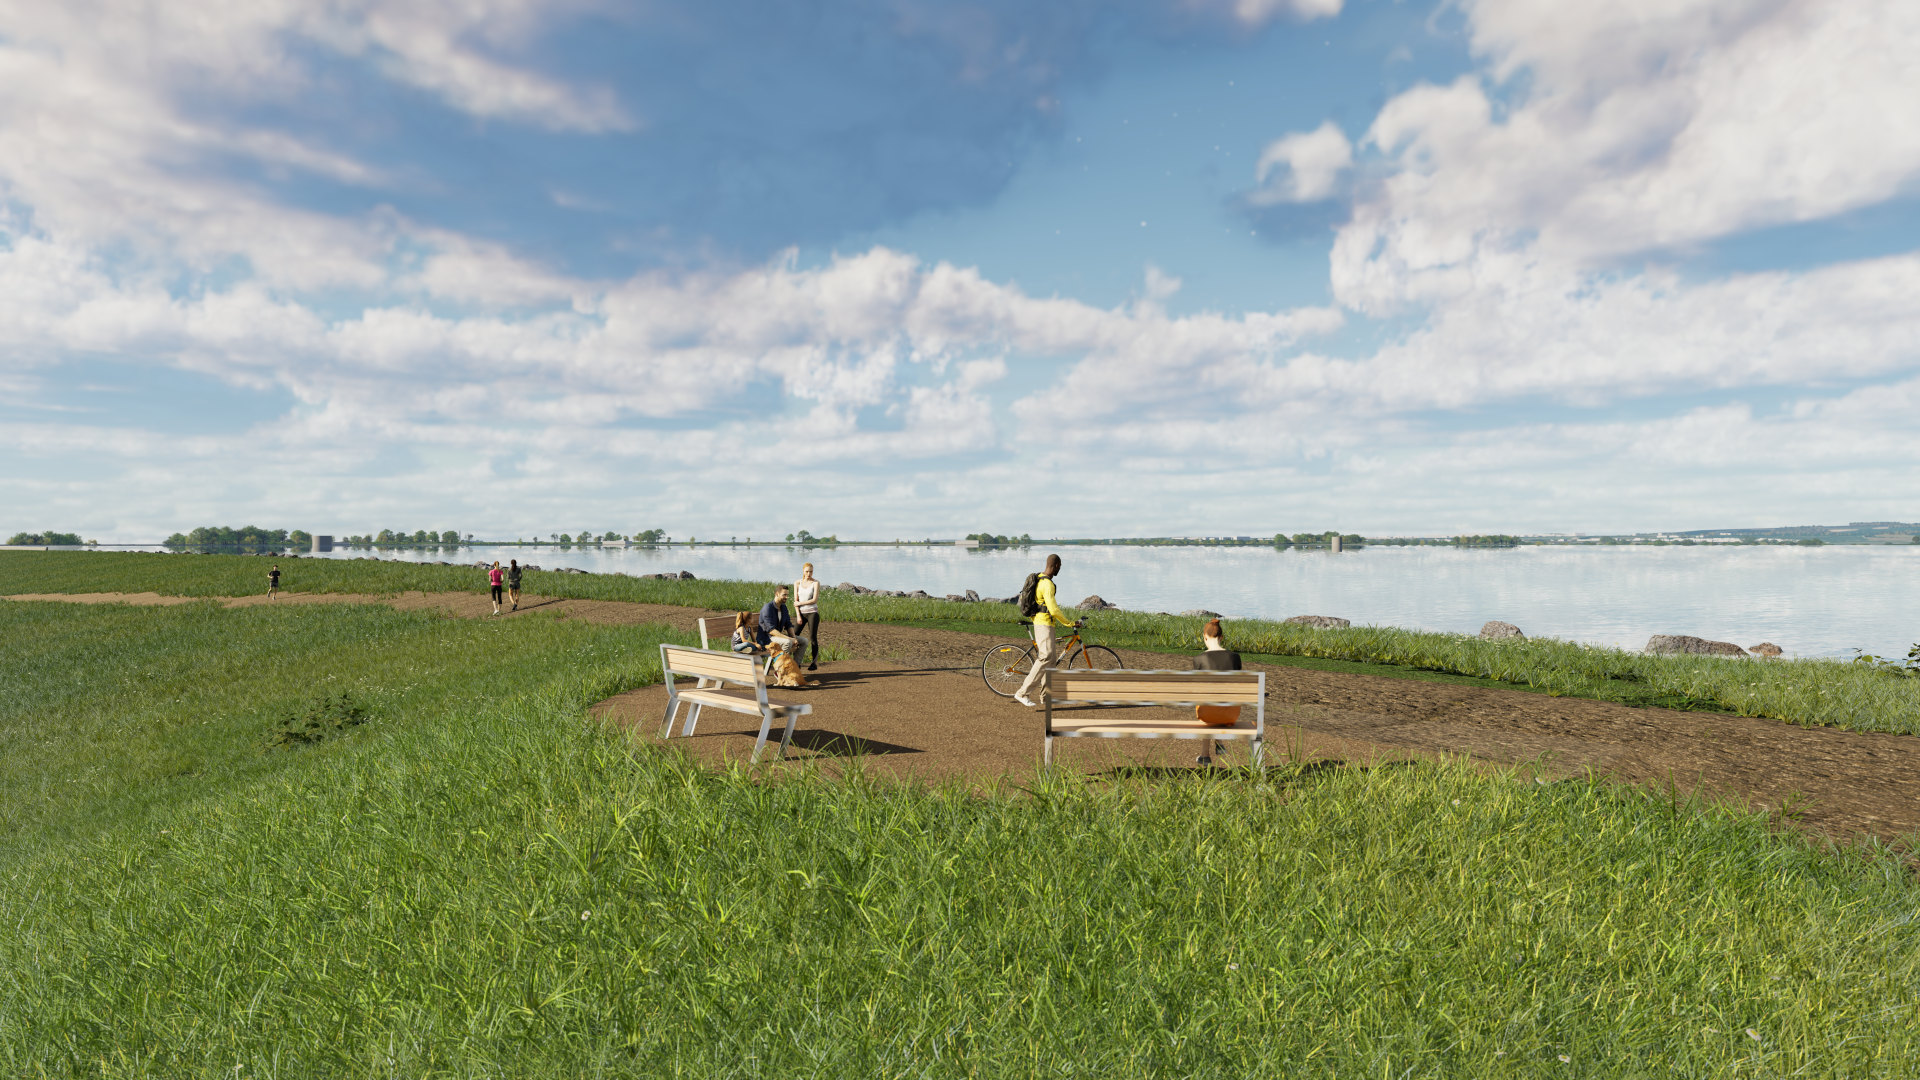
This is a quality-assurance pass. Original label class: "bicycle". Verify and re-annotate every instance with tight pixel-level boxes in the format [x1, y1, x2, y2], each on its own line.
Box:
[983, 618, 1123, 696]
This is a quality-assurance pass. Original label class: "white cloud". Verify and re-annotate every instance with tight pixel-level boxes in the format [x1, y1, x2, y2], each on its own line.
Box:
[0, 0, 630, 293]
[1251, 120, 1353, 204]
[1334, 0, 1920, 313]
[1223, 0, 1344, 25]
[310, 0, 634, 133]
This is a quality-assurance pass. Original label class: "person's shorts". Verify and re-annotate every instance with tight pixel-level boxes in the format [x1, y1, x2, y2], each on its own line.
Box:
[491, 585, 503, 599]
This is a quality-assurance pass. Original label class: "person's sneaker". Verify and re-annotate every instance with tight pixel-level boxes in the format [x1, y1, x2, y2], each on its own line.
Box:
[807, 663, 817, 671]
[1014, 694, 1035, 707]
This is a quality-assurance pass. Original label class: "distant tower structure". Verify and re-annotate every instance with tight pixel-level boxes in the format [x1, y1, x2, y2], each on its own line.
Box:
[312, 534, 334, 553]
[1330, 535, 1343, 553]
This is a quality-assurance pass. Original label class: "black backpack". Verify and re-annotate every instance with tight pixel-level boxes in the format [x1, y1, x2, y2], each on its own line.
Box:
[1017, 573, 1044, 617]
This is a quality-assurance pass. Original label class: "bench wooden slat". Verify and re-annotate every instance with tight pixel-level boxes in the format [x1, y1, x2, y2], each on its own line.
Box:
[662, 647, 759, 683]
[676, 688, 811, 715]
[1063, 727, 1259, 739]
[1049, 686, 1263, 704]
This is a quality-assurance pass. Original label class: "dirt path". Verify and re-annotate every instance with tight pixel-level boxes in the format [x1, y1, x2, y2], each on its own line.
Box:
[12, 590, 1920, 845]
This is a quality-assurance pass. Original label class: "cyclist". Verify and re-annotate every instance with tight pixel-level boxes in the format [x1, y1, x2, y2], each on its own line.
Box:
[1014, 554, 1079, 706]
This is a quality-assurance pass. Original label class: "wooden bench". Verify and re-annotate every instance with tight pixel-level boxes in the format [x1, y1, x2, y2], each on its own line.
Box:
[658, 644, 812, 763]
[1041, 668, 1266, 768]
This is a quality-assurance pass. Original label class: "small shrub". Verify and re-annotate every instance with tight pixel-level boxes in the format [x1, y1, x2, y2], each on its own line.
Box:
[266, 692, 372, 750]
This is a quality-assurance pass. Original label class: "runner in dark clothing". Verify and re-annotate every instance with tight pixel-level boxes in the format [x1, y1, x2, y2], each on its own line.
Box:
[268, 565, 281, 600]
[507, 560, 523, 611]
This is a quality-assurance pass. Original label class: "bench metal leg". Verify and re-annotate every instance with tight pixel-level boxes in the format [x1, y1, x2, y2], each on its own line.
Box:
[1043, 735, 1054, 768]
[660, 699, 678, 739]
[749, 710, 775, 763]
[1251, 737, 1265, 771]
[777, 708, 798, 760]
[681, 703, 703, 737]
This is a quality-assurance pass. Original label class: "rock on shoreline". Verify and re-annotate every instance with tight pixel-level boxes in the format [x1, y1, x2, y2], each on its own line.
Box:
[1646, 634, 1746, 656]
[1285, 615, 1351, 630]
[1479, 621, 1526, 640]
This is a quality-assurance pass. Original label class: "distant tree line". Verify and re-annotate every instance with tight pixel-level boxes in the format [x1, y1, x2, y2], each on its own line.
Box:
[339, 530, 463, 547]
[1451, 535, 1522, 548]
[966, 532, 1031, 546]
[1272, 532, 1368, 548]
[7, 531, 84, 546]
[164, 526, 312, 549]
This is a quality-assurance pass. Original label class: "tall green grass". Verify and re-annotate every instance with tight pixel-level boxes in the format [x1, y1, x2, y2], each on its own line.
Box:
[0, 596, 683, 854]
[4, 582, 1919, 1075]
[9, 552, 1920, 735]
[4, 686, 1917, 1074]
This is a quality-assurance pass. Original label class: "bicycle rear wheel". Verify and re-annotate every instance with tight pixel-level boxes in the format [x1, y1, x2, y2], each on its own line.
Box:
[1070, 644, 1124, 670]
[983, 643, 1033, 697]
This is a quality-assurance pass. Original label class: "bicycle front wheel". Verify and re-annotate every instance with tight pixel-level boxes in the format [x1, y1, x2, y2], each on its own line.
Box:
[983, 643, 1034, 697]
[1070, 645, 1124, 671]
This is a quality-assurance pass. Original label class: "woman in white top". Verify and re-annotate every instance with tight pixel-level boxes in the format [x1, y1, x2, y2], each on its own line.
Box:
[793, 562, 823, 670]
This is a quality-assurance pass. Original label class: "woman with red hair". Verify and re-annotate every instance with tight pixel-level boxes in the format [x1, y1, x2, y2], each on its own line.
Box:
[1192, 618, 1243, 726]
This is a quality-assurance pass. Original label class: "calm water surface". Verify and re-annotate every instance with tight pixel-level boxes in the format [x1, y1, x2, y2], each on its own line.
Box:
[283, 543, 1919, 660]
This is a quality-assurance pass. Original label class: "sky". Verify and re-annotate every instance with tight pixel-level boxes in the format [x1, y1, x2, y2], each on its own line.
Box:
[4, 0, 1919, 542]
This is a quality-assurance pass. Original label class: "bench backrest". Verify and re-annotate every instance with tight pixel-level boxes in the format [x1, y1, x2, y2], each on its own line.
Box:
[661, 644, 762, 688]
[696, 614, 757, 650]
[1044, 668, 1263, 705]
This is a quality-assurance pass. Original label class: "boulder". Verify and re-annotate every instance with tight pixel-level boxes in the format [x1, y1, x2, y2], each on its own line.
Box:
[965, 589, 980, 602]
[836, 581, 862, 593]
[679, 571, 696, 580]
[1479, 621, 1526, 640]
[1285, 615, 1350, 630]
[908, 589, 933, 599]
[1749, 642, 1784, 657]
[1182, 609, 1223, 619]
[1076, 595, 1118, 611]
[1646, 635, 1747, 656]
[945, 594, 971, 602]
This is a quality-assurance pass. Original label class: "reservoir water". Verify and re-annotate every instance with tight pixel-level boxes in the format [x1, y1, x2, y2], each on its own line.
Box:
[283, 543, 1920, 661]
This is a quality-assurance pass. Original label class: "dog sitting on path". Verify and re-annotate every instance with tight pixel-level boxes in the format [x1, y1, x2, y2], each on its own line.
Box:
[766, 635, 814, 688]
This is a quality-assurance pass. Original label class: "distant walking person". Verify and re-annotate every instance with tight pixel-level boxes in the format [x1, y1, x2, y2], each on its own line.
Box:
[267, 564, 281, 600]
[488, 561, 504, 615]
[793, 562, 823, 670]
[1014, 554, 1079, 707]
[507, 559, 523, 611]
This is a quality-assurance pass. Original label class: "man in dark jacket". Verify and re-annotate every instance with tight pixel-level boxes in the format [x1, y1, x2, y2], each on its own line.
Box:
[758, 586, 796, 649]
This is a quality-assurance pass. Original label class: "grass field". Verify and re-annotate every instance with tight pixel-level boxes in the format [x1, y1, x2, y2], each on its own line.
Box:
[3, 593, 1919, 1076]
[9, 551, 1920, 735]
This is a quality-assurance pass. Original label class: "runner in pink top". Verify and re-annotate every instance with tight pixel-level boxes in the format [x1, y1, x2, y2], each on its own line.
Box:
[489, 561, 504, 615]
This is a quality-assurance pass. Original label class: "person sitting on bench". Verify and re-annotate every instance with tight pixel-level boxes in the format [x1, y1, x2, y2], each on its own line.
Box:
[1193, 618, 1243, 726]
[729, 611, 762, 654]
[758, 586, 799, 653]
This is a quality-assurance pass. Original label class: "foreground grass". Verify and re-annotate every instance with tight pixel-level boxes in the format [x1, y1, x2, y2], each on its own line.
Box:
[0, 597, 683, 854]
[3, 596, 1919, 1076]
[10, 551, 1920, 735]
